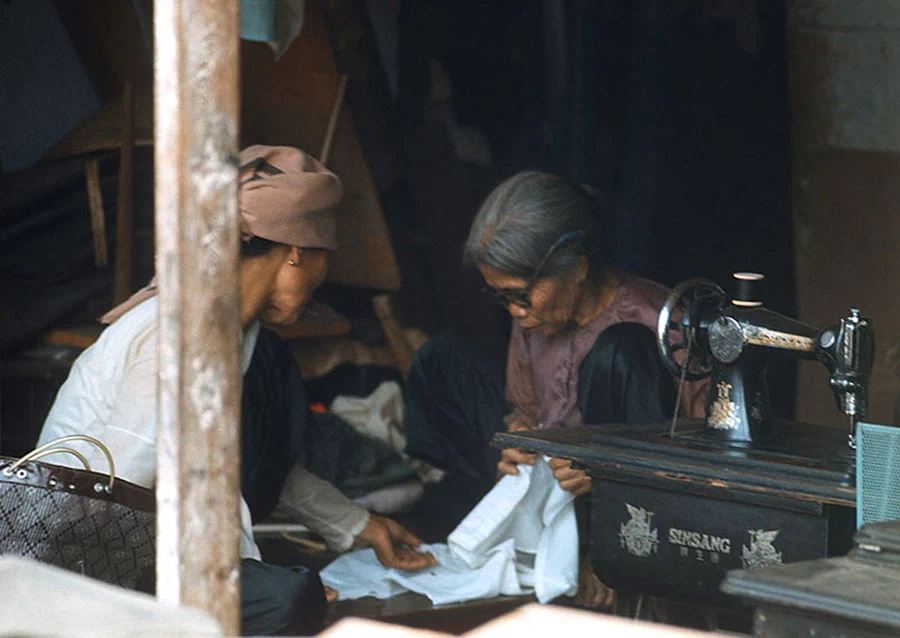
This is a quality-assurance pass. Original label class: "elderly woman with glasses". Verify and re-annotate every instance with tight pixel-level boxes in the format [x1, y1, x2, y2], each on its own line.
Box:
[403, 170, 706, 609]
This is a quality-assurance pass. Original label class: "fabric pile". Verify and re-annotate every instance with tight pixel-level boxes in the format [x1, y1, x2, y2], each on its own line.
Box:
[320, 457, 578, 605]
[331, 380, 445, 507]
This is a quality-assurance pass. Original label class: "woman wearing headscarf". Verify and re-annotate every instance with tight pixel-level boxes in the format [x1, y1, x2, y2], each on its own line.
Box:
[38, 145, 435, 635]
[404, 170, 707, 609]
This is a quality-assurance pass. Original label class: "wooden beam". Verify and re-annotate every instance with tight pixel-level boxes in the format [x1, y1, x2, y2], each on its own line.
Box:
[154, 0, 241, 633]
[84, 158, 108, 267]
[113, 82, 135, 304]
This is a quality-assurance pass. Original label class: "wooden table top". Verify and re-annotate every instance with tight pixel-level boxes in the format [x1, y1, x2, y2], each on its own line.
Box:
[325, 592, 537, 635]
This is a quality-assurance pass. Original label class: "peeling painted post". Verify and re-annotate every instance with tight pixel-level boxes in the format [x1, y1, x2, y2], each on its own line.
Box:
[154, 0, 241, 633]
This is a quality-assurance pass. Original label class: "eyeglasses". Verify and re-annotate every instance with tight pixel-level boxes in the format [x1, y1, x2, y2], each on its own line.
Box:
[482, 230, 585, 308]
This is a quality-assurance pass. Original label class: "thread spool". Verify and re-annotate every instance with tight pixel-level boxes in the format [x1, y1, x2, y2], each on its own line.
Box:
[732, 272, 764, 307]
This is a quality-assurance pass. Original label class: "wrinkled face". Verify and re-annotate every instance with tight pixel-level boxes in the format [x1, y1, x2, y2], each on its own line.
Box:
[478, 262, 585, 334]
[260, 248, 329, 325]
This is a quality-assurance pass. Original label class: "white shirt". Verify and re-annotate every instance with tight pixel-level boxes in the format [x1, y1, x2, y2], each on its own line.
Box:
[39, 297, 368, 559]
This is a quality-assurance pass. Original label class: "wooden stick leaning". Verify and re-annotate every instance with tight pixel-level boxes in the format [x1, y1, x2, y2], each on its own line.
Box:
[320, 74, 348, 166]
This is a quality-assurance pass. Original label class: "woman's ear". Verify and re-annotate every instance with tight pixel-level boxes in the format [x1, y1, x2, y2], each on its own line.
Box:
[287, 246, 303, 267]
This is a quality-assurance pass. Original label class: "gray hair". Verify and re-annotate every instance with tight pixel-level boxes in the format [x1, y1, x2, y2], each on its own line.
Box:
[463, 171, 609, 281]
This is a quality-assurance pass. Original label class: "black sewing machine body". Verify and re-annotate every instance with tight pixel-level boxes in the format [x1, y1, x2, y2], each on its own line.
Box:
[492, 274, 874, 606]
[656, 274, 874, 448]
[697, 304, 817, 443]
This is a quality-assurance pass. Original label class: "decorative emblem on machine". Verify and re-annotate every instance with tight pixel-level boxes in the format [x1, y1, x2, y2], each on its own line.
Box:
[741, 529, 783, 568]
[743, 326, 816, 353]
[619, 503, 659, 557]
[708, 381, 739, 430]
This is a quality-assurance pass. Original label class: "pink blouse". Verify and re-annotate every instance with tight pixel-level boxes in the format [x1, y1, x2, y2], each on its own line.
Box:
[503, 274, 707, 431]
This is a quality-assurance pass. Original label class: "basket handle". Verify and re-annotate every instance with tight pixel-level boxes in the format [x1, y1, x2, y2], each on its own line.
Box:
[28, 447, 93, 472]
[3, 435, 116, 492]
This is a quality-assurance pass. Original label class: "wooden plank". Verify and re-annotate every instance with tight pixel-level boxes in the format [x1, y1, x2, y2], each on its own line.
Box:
[271, 317, 352, 340]
[325, 593, 536, 635]
[43, 94, 154, 161]
[493, 424, 857, 508]
[240, 1, 402, 291]
[84, 158, 108, 267]
[43, 324, 105, 349]
[154, 0, 241, 633]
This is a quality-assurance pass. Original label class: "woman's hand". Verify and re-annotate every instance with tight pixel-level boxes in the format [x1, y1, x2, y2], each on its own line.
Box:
[324, 586, 339, 603]
[506, 419, 537, 433]
[497, 418, 539, 477]
[356, 514, 437, 571]
[548, 457, 591, 497]
[576, 553, 615, 610]
[497, 447, 537, 477]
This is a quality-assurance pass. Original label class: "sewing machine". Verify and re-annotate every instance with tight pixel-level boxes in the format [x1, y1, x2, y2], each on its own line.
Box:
[493, 273, 875, 608]
[656, 272, 874, 450]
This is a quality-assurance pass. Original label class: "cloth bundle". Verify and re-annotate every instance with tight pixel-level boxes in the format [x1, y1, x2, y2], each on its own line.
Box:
[331, 381, 444, 488]
[320, 457, 578, 605]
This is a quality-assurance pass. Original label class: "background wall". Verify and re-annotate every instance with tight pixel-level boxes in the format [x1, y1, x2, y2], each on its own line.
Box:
[788, 1, 900, 428]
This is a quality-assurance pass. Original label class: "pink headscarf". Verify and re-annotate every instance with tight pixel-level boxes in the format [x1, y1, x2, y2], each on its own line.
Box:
[238, 145, 342, 249]
[100, 145, 343, 323]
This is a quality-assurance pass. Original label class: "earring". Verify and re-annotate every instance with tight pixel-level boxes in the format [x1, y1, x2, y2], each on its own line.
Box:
[288, 260, 298, 267]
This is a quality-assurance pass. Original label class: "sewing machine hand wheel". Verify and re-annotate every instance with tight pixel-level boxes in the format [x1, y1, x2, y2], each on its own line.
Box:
[656, 278, 726, 381]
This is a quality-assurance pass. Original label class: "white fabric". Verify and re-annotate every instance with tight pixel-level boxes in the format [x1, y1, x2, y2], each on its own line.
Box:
[330, 381, 443, 485]
[319, 542, 522, 606]
[321, 458, 578, 605]
[351, 480, 425, 515]
[270, 463, 369, 553]
[331, 382, 406, 451]
[240, 499, 262, 561]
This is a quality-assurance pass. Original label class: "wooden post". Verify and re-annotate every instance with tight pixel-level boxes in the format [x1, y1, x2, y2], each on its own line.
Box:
[372, 294, 414, 380]
[154, 0, 241, 633]
[84, 158, 108, 267]
[113, 82, 135, 303]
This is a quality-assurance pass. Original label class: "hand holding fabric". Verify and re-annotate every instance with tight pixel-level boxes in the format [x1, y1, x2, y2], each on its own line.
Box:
[548, 457, 591, 497]
[357, 515, 437, 571]
[497, 418, 539, 477]
[497, 447, 537, 477]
